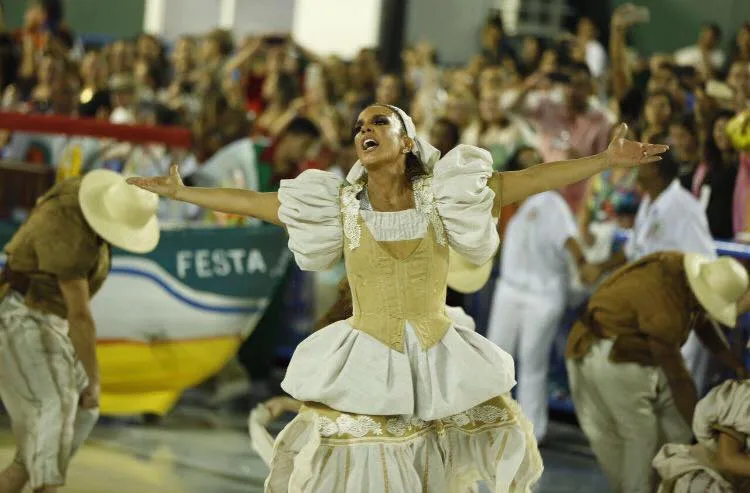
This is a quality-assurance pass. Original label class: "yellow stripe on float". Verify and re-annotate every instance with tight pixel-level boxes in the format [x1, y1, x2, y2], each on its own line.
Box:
[96, 336, 242, 416]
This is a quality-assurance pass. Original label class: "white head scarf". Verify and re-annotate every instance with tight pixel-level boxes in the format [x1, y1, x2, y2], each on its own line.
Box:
[346, 105, 441, 184]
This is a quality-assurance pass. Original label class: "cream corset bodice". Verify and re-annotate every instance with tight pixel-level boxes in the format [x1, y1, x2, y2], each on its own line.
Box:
[341, 178, 452, 352]
[344, 216, 451, 352]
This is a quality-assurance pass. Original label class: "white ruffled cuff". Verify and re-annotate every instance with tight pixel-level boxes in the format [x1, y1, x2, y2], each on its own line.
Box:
[278, 170, 344, 271]
[432, 145, 499, 265]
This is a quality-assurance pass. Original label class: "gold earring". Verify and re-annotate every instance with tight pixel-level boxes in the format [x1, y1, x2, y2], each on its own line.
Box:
[402, 148, 410, 154]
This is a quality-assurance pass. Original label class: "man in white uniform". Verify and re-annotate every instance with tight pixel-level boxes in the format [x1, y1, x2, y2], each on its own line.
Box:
[486, 147, 588, 443]
[582, 150, 716, 393]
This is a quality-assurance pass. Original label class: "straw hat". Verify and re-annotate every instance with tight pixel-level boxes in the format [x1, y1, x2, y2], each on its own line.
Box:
[79, 170, 160, 254]
[447, 249, 494, 294]
[683, 253, 749, 328]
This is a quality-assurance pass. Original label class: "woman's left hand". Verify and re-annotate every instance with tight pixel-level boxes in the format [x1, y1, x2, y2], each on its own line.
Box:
[605, 123, 669, 168]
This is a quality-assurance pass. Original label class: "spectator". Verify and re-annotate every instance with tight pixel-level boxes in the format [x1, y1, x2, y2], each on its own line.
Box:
[427, 117, 460, 158]
[730, 22, 750, 65]
[577, 161, 640, 248]
[191, 116, 321, 195]
[477, 87, 532, 170]
[445, 89, 480, 145]
[107, 40, 135, 81]
[133, 58, 160, 103]
[726, 60, 750, 110]
[726, 109, 750, 239]
[108, 75, 136, 124]
[692, 110, 741, 240]
[78, 51, 111, 119]
[374, 73, 405, 108]
[576, 17, 607, 79]
[675, 23, 726, 77]
[669, 114, 702, 189]
[480, 12, 516, 66]
[639, 90, 675, 142]
[518, 36, 543, 77]
[511, 62, 612, 212]
[254, 73, 300, 136]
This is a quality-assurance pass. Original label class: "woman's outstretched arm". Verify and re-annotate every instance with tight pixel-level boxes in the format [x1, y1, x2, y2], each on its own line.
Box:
[494, 123, 668, 207]
[127, 165, 283, 226]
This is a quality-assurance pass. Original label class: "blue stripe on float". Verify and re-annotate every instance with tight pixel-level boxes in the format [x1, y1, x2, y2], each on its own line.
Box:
[0, 260, 261, 315]
[110, 267, 261, 314]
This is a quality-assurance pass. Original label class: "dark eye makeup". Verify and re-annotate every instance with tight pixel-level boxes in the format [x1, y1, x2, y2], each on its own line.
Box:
[353, 114, 392, 136]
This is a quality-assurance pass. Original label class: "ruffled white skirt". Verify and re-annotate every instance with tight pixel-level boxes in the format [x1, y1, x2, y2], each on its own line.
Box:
[262, 394, 542, 493]
[281, 312, 517, 421]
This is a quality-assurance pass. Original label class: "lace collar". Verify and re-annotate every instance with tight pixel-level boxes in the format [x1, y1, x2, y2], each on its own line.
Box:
[341, 177, 446, 249]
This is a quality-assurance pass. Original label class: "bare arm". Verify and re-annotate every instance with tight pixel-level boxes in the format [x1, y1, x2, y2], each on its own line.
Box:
[59, 278, 98, 385]
[715, 431, 750, 478]
[609, 12, 632, 101]
[508, 74, 542, 115]
[174, 187, 282, 226]
[499, 153, 608, 206]
[127, 165, 283, 226]
[497, 123, 668, 206]
[224, 38, 264, 76]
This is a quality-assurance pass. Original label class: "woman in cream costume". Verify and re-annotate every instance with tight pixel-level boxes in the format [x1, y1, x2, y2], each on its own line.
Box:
[128, 104, 667, 492]
[653, 376, 750, 492]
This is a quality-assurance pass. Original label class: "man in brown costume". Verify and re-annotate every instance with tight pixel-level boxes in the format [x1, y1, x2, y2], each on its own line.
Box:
[0, 170, 160, 493]
[566, 251, 750, 493]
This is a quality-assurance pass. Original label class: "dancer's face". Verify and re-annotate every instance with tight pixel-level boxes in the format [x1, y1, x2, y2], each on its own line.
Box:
[353, 105, 409, 169]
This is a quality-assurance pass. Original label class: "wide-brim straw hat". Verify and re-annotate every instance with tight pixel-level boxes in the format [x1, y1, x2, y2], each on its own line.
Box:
[447, 249, 494, 294]
[683, 253, 749, 328]
[79, 169, 160, 254]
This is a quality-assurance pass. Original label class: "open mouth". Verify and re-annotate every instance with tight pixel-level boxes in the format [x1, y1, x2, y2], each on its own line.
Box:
[362, 138, 379, 152]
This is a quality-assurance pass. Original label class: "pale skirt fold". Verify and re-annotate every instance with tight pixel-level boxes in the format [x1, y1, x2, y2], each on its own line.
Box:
[263, 394, 542, 493]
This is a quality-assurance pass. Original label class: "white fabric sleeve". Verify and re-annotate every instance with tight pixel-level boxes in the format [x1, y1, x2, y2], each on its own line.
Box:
[432, 145, 499, 265]
[277, 170, 344, 271]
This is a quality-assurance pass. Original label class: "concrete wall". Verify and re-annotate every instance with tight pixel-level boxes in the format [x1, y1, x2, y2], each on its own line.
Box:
[292, 0, 383, 59]
[404, 0, 498, 66]
[233, 0, 295, 39]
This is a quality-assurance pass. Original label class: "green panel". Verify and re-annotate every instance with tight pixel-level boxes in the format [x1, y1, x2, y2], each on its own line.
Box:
[2, 0, 30, 29]
[2, 0, 144, 39]
[65, 0, 144, 38]
[610, 0, 750, 56]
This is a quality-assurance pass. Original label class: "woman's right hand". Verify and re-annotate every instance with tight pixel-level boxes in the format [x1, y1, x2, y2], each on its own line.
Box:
[263, 396, 302, 420]
[126, 164, 184, 199]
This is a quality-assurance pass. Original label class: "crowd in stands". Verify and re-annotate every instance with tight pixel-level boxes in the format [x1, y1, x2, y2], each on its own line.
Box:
[0, 4, 749, 237]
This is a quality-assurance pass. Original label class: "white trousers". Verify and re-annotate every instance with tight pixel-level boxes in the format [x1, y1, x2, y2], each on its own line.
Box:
[485, 280, 566, 441]
[681, 331, 712, 396]
[0, 293, 99, 490]
[567, 339, 693, 493]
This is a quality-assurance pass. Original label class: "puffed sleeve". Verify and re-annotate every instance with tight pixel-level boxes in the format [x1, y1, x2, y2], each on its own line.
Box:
[692, 379, 750, 450]
[277, 170, 344, 271]
[431, 145, 499, 265]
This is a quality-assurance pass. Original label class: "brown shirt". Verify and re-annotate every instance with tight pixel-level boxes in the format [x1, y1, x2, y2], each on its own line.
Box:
[566, 251, 728, 423]
[2, 178, 111, 319]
